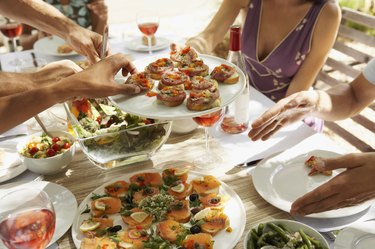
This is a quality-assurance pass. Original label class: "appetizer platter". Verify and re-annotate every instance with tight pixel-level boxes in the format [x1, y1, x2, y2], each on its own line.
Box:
[71, 168, 246, 248]
[110, 46, 246, 120]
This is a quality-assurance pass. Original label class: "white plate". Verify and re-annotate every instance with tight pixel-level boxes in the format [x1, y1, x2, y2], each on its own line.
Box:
[0, 164, 27, 183]
[0, 139, 26, 183]
[33, 36, 77, 57]
[243, 219, 329, 249]
[110, 54, 246, 120]
[0, 181, 77, 247]
[71, 169, 246, 248]
[252, 149, 373, 218]
[334, 221, 375, 249]
[125, 36, 170, 52]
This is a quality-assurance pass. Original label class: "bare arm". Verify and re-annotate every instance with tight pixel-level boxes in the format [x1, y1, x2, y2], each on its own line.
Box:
[0, 0, 103, 63]
[285, 1, 341, 96]
[249, 73, 375, 140]
[186, 0, 248, 53]
[0, 54, 140, 133]
[88, 0, 108, 35]
[315, 73, 375, 120]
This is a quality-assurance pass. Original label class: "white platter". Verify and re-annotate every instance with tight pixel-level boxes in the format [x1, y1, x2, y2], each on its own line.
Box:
[110, 54, 246, 120]
[252, 149, 373, 219]
[33, 36, 77, 57]
[71, 169, 246, 248]
[0, 181, 77, 247]
[125, 36, 170, 52]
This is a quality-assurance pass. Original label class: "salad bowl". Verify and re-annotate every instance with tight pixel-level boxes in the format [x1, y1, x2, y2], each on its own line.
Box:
[64, 98, 172, 169]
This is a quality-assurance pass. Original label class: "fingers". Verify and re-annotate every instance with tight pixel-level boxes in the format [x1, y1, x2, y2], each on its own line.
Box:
[249, 119, 280, 141]
[118, 84, 141, 95]
[321, 153, 368, 171]
[170, 43, 178, 51]
[101, 53, 137, 76]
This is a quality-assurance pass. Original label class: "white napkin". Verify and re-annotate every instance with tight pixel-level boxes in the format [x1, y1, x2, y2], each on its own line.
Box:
[0, 139, 22, 172]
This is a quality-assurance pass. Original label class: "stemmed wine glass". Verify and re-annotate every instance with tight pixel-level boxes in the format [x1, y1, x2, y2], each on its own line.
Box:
[0, 188, 56, 249]
[192, 109, 224, 170]
[136, 13, 159, 55]
[0, 16, 23, 70]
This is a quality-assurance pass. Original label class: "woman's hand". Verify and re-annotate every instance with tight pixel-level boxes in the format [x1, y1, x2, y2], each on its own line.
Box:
[291, 152, 375, 216]
[59, 53, 140, 99]
[248, 91, 320, 141]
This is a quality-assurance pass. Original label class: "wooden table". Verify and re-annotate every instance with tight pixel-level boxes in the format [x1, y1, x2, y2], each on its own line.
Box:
[45, 130, 291, 249]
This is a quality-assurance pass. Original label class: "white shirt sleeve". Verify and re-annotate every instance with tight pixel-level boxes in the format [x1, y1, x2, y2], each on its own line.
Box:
[363, 58, 375, 85]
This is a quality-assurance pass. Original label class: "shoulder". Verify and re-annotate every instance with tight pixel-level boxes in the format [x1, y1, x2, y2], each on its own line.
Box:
[319, 1, 341, 23]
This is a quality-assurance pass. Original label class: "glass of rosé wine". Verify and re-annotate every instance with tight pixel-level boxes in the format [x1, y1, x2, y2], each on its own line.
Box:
[136, 13, 159, 55]
[192, 108, 224, 170]
[0, 188, 56, 249]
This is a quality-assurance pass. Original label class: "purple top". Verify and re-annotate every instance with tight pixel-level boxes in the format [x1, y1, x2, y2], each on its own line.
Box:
[242, 0, 327, 101]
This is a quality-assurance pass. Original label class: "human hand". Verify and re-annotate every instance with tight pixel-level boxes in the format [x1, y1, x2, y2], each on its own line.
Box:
[87, 0, 108, 23]
[32, 60, 82, 86]
[185, 36, 207, 54]
[248, 91, 320, 141]
[65, 26, 106, 64]
[60, 53, 140, 98]
[290, 152, 375, 216]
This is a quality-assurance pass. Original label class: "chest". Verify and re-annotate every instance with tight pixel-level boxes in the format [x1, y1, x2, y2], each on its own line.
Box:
[257, 2, 312, 60]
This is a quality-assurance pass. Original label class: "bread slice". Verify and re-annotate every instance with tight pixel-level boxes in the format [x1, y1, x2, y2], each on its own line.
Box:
[186, 98, 221, 111]
[222, 72, 239, 84]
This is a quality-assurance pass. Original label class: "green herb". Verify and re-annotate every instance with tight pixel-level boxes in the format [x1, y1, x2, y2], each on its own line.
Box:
[90, 193, 109, 200]
[139, 194, 174, 221]
[189, 198, 201, 208]
[80, 204, 90, 214]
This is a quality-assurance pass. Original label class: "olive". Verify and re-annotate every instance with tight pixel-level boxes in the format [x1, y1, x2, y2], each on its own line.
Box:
[107, 225, 122, 233]
[189, 193, 199, 202]
[190, 225, 201, 234]
[191, 207, 202, 215]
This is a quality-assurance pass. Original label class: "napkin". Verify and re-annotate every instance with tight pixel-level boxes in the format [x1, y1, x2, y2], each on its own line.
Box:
[0, 139, 22, 172]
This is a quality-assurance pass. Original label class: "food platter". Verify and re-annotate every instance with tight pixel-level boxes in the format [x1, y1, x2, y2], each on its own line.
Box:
[110, 54, 246, 120]
[71, 169, 246, 248]
[252, 149, 373, 219]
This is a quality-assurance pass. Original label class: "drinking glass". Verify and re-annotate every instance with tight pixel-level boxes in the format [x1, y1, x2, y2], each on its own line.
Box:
[0, 16, 23, 70]
[192, 109, 224, 170]
[136, 13, 159, 55]
[0, 188, 56, 249]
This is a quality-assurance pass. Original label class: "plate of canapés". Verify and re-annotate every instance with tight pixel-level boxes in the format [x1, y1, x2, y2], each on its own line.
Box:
[110, 45, 246, 120]
[72, 168, 246, 248]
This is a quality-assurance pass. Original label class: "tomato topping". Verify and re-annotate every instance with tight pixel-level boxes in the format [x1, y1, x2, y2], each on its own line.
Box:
[136, 225, 143, 230]
[52, 137, 60, 143]
[46, 149, 56, 157]
[63, 143, 71, 149]
[28, 147, 39, 155]
[51, 143, 61, 152]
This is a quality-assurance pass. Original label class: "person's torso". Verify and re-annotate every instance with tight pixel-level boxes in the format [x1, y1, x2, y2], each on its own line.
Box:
[44, 0, 91, 28]
[241, 0, 327, 101]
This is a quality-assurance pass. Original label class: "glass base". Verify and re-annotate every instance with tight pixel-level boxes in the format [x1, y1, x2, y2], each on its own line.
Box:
[193, 153, 222, 170]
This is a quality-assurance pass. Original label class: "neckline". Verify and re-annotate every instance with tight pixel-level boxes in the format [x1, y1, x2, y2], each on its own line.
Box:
[256, 0, 314, 63]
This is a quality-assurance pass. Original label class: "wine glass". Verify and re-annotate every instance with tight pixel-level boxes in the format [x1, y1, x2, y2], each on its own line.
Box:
[0, 188, 56, 249]
[0, 16, 23, 70]
[136, 13, 159, 55]
[192, 109, 224, 170]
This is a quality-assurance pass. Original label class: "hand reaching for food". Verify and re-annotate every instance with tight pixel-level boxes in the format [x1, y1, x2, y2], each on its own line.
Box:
[170, 43, 199, 66]
[291, 152, 375, 216]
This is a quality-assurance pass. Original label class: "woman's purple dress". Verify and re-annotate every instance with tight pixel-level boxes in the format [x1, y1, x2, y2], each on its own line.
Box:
[241, 0, 328, 131]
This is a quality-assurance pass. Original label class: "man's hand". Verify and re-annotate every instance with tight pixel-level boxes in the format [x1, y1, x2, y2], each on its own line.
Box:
[248, 91, 320, 141]
[291, 152, 375, 216]
[60, 53, 140, 98]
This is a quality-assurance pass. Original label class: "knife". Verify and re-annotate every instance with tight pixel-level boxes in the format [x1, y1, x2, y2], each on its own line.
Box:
[100, 26, 109, 59]
[235, 158, 263, 168]
[0, 134, 27, 142]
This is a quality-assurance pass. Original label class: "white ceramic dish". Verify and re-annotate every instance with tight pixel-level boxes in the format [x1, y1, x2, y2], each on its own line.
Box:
[33, 36, 78, 57]
[334, 220, 375, 249]
[17, 131, 76, 175]
[243, 219, 329, 249]
[110, 54, 246, 120]
[125, 36, 170, 52]
[71, 169, 246, 248]
[252, 149, 373, 219]
[0, 181, 77, 247]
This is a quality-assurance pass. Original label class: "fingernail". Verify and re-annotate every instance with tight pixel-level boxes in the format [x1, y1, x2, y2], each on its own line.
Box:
[134, 86, 141, 94]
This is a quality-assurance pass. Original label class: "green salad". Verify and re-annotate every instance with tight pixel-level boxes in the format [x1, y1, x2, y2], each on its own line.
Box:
[69, 98, 168, 164]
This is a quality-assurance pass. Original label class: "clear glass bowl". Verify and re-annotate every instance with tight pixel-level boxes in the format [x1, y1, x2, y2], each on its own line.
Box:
[64, 99, 171, 169]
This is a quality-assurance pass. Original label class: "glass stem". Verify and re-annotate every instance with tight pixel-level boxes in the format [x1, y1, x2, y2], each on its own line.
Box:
[147, 35, 152, 55]
[11, 38, 17, 52]
[205, 127, 210, 155]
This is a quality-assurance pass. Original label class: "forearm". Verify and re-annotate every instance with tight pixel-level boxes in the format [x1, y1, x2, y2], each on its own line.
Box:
[314, 75, 375, 120]
[0, 84, 71, 133]
[0, 0, 76, 40]
[0, 72, 35, 97]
